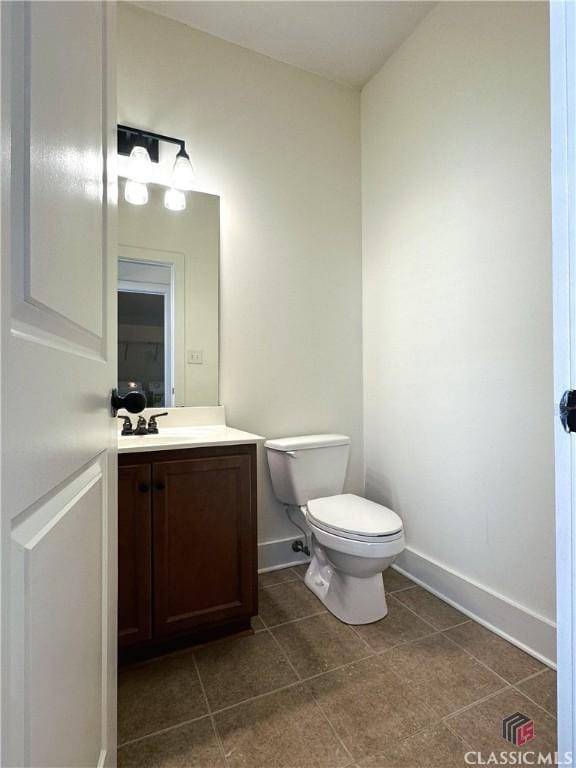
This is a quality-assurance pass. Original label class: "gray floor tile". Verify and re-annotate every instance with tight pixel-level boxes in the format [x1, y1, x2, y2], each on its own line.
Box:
[516, 669, 557, 716]
[194, 631, 298, 711]
[118, 717, 224, 767]
[358, 723, 469, 767]
[117, 579, 549, 768]
[118, 652, 208, 744]
[394, 587, 469, 630]
[251, 615, 266, 632]
[272, 612, 372, 678]
[353, 598, 435, 652]
[292, 563, 310, 579]
[214, 684, 351, 768]
[307, 656, 435, 761]
[383, 569, 417, 594]
[381, 633, 505, 718]
[444, 621, 545, 683]
[258, 580, 326, 627]
[259, 568, 301, 588]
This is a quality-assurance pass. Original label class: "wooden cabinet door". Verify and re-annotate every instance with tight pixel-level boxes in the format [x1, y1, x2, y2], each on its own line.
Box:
[118, 465, 152, 647]
[153, 454, 255, 637]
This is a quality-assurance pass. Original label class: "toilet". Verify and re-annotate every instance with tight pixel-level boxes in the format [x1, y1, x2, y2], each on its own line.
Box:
[265, 434, 405, 624]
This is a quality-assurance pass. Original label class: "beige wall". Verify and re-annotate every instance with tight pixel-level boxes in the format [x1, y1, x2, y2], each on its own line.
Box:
[362, 2, 555, 628]
[118, 4, 364, 546]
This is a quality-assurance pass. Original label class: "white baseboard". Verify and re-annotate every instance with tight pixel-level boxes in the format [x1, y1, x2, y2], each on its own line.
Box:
[258, 535, 310, 572]
[395, 547, 557, 668]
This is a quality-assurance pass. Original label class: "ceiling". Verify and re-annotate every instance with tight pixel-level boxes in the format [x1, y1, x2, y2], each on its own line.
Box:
[133, 2, 434, 89]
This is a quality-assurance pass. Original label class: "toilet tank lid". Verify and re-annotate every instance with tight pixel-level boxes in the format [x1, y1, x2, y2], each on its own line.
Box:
[265, 434, 351, 451]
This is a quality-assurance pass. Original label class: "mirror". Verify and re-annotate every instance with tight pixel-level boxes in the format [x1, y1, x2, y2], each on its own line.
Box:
[117, 184, 219, 407]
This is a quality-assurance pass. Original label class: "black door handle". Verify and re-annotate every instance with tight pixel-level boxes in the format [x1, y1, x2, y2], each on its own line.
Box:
[155, 482, 165, 491]
[138, 483, 150, 493]
[560, 390, 576, 433]
[111, 388, 146, 415]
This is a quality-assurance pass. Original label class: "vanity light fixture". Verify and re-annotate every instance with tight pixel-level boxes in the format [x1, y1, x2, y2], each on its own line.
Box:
[124, 179, 148, 206]
[128, 145, 153, 183]
[118, 125, 195, 208]
[171, 147, 195, 191]
[164, 187, 186, 212]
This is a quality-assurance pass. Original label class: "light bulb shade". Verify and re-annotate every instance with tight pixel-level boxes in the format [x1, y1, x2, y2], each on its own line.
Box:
[124, 180, 148, 206]
[129, 145, 152, 182]
[171, 149, 195, 190]
[164, 187, 186, 212]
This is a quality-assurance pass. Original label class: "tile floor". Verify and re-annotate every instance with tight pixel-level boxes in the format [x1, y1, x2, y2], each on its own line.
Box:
[117, 566, 557, 767]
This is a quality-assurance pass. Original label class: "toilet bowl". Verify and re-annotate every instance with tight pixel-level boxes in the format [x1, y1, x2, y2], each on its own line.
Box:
[303, 494, 404, 623]
[264, 435, 405, 625]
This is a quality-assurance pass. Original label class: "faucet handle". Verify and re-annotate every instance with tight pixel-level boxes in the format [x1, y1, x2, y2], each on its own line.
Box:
[118, 415, 134, 436]
[147, 412, 168, 434]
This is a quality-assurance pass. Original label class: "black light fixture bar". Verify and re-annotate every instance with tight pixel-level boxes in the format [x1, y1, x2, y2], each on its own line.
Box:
[117, 124, 186, 164]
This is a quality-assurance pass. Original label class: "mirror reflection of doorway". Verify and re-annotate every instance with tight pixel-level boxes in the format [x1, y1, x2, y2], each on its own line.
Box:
[118, 260, 174, 407]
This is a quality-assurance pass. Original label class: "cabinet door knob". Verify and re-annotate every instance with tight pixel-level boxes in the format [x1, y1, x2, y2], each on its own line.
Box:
[155, 482, 165, 491]
[138, 483, 150, 493]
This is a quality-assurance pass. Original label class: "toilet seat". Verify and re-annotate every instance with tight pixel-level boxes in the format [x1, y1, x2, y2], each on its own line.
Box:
[307, 493, 403, 542]
[308, 519, 405, 559]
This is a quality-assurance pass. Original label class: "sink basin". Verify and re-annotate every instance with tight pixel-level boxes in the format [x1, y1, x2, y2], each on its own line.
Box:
[121, 426, 222, 439]
[117, 424, 264, 454]
[137, 427, 212, 438]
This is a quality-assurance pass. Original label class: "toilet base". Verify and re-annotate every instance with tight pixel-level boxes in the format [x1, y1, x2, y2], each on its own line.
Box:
[304, 550, 389, 625]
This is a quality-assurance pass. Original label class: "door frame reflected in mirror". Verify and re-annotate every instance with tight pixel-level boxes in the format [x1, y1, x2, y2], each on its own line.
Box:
[118, 246, 186, 406]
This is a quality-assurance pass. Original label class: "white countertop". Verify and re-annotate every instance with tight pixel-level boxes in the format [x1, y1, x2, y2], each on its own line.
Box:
[118, 424, 264, 454]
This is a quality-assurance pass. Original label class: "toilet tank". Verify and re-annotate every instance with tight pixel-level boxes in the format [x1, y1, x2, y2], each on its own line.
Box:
[264, 434, 351, 506]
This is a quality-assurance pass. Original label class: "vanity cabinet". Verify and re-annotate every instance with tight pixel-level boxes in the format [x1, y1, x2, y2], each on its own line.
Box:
[118, 464, 153, 647]
[118, 444, 257, 659]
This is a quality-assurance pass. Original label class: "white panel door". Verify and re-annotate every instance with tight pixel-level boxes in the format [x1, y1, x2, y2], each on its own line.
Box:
[1, 2, 117, 766]
[552, 1, 576, 762]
